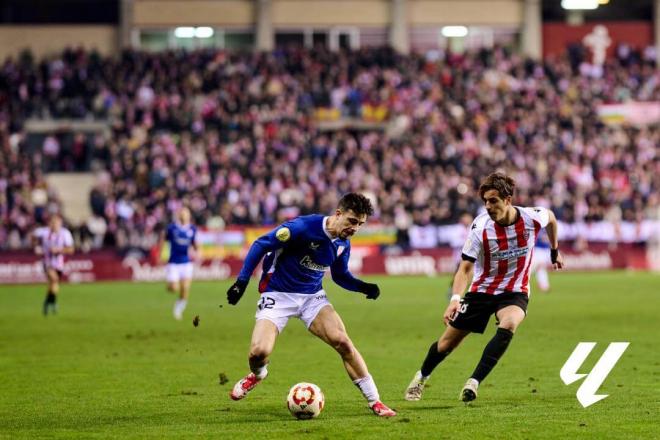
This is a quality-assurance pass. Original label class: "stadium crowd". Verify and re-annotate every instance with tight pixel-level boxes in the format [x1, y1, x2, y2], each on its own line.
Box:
[0, 45, 658, 251]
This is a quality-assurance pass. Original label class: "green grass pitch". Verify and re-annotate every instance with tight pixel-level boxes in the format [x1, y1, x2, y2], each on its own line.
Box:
[1, 272, 658, 439]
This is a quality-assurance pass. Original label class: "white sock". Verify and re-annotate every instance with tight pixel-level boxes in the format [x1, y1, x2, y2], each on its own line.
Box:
[174, 299, 188, 315]
[353, 374, 380, 405]
[536, 268, 550, 291]
[417, 370, 429, 382]
[252, 364, 268, 379]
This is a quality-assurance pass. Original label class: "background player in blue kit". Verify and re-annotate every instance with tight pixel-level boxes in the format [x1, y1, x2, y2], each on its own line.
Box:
[160, 207, 198, 320]
[225, 193, 397, 417]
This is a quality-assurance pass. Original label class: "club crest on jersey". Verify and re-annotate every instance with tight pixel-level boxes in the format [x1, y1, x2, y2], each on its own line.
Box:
[523, 230, 530, 241]
[337, 245, 345, 256]
[276, 227, 291, 242]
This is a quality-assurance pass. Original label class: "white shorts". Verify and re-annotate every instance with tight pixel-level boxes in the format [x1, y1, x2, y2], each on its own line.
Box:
[255, 290, 331, 333]
[166, 262, 194, 282]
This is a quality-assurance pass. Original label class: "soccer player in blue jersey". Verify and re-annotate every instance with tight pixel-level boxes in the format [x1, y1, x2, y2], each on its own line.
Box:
[225, 193, 397, 417]
[161, 207, 198, 320]
[531, 229, 552, 292]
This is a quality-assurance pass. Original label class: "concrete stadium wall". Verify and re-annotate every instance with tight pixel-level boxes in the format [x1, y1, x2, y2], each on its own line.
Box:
[409, 0, 522, 26]
[0, 26, 118, 60]
[132, 0, 522, 28]
[133, 0, 255, 26]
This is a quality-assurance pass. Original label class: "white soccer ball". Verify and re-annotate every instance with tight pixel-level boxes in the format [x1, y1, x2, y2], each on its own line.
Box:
[286, 382, 325, 419]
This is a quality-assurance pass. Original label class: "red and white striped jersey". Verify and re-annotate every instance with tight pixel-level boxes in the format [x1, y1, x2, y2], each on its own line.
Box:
[34, 227, 74, 271]
[462, 206, 549, 295]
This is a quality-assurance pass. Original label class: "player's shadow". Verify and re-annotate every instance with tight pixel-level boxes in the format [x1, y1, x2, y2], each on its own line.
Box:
[402, 404, 454, 411]
[215, 406, 378, 423]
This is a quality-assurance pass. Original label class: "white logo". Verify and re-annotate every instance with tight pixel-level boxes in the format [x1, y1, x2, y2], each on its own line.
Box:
[309, 242, 319, 250]
[560, 342, 629, 408]
[337, 245, 345, 256]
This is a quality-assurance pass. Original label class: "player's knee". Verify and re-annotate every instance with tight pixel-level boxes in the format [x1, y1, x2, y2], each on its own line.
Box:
[498, 321, 518, 333]
[330, 334, 354, 357]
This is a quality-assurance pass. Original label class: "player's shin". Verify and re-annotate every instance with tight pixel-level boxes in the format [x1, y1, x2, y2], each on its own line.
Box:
[420, 341, 452, 377]
[470, 327, 514, 382]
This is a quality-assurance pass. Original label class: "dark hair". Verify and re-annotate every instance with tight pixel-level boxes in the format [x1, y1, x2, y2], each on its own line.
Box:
[478, 173, 516, 200]
[338, 193, 374, 217]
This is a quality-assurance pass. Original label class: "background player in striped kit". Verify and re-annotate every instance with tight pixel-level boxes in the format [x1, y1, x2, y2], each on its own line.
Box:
[33, 214, 74, 315]
[404, 173, 565, 403]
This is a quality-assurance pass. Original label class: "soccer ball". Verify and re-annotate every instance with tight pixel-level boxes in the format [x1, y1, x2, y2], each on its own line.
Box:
[286, 382, 324, 419]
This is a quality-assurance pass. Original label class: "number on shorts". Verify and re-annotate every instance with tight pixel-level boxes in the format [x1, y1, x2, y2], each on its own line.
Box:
[258, 296, 276, 310]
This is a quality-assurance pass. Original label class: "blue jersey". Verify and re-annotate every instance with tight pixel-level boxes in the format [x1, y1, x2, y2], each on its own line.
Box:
[535, 229, 551, 249]
[238, 214, 363, 294]
[166, 223, 197, 264]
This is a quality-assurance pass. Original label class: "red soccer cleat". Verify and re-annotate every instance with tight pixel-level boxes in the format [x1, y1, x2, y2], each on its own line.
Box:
[370, 401, 397, 417]
[230, 373, 263, 401]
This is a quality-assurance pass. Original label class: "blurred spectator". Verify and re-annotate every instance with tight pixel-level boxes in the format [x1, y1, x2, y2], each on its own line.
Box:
[0, 46, 658, 251]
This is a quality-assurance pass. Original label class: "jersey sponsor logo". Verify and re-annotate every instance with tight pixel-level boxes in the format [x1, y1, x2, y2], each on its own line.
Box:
[276, 227, 291, 242]
[300, 255, 328, 272]
[492, 246, 528, 260]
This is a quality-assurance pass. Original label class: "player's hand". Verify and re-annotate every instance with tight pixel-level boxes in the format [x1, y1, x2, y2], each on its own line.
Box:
[227, 279, 248, 305]
[360, 282, 380, 300]
[551, 248, 564, 270]
[443, 300, 461, 326]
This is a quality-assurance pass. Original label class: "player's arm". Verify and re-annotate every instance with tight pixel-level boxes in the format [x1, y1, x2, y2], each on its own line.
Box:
[32, 230, 43, 255]
[59, 230, 75, 255]
[443, 258, 474, 326]
[189, 228, 199, 260]
[544, 210, 564, 270]
[226, 223, 295, 305]
[330, 248, 380, 300]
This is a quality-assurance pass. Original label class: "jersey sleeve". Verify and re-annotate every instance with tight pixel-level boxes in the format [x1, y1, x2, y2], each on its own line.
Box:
[237, 218, 304, 282]
[33, 227, 46, 240]
[165, 224, 173, 242]
[330, 245, 364, 292]
[523, 207, 550, 228]
[461, 222, 483, 261]
[63, 229, 74, 247]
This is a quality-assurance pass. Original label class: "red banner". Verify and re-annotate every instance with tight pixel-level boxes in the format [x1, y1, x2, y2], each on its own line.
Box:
[0, 244, 652, 285]
[542, 21, 653, 59]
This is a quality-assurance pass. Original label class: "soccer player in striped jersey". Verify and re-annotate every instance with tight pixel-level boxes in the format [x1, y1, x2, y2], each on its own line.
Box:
[404, 173, 564, 403]
[33, 214, 74, 316]
[225, 193, 396, 417]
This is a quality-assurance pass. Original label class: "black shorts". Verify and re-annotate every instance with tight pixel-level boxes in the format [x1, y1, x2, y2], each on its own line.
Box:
[449, 291, 528, 334]
[43, 264, 63, 280]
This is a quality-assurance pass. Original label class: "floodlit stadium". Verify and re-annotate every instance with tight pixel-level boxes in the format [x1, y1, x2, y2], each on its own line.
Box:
[0, 0, 658, 438]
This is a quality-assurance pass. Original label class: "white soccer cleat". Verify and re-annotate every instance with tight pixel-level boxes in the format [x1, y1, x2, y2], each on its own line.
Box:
[460, 378, 479, 403]
[173, 310, 183, 320]
[404, 371, 427, 401]
[230, 372, 264, 401]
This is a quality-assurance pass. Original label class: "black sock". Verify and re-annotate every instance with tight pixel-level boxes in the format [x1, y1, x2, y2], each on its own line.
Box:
[420, 342, 452, 377]
[470, 328, 514, 382]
